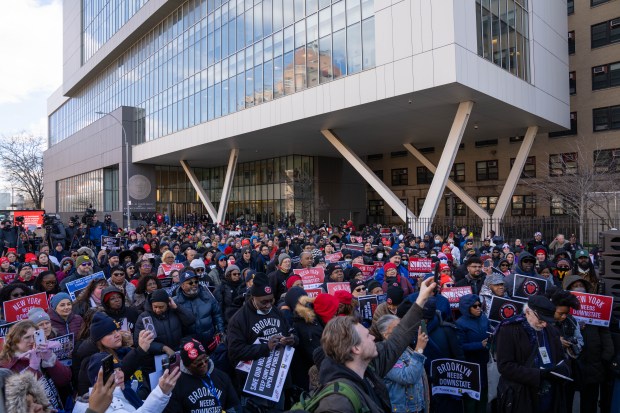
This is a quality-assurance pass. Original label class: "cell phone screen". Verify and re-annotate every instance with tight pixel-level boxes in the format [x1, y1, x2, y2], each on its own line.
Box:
[101, 354, 114, 384]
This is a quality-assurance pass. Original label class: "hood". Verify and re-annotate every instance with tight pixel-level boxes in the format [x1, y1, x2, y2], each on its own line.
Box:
[294, 295, 317, 324]
[533, 245, 548, 257]
[553, 248, 572, 262]
[101, 285, 126, 311]
[562, 274, 591, 291]
[77, 246, 96, 260]
[5, 371, 53, 413]
[318, 355, 365, 388]
[516, 252, 536, 273]
[458, 294, 481, 319]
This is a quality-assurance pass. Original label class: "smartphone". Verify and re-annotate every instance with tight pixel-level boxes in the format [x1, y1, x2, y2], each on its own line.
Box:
[433, 262, 440, 290]
[143, 316, 157, 339]
[101, 354, 115, 384]
[420, 320, 428, 335]
[161, 355, 170, 371]
[34, 329, 46, 346]
[168, 352, 181, 371]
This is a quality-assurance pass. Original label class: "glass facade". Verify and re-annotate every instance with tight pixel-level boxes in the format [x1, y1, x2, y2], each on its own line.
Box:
[156, 155, 314, 223]
[50, 0, 375, 146]
[475, 0, 530, 81]
[56, 166, 119, 212]
[82, 0, 149, 63]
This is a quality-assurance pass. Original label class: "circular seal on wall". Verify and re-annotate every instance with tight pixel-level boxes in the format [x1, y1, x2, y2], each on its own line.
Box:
[128, 174, 151, 200]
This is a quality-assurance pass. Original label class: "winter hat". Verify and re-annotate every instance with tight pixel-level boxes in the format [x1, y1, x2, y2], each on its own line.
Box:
[350, 279, 365, 291]
[556, 258, 572, 268]
[439, 263, 451, 272]
[28, 307, 50, 324]
[325, 263, 343, 276]
[422, 296, 437, 320]
[284, 286, 307, 310]
[285, 275, 302, 290]
[76, 255, 91, 266]
[334, 290, 353, 305]
[244, 269, 257, 283]
[383, 262, 397, 273]
[24, 253, 37, 263]
[484, 274, 505, 287]
[225, 265, 240, 277]
[251, 273, 272, 297]
[180, 338, 208, 367]
[19, 262, 33, 271]
[190, 259, 206, 270]
[90, 312, 120, 342]
[366, 280, 381, 292]
[0, 257, 8, 264]
[49, 292, 71, 310]
[386, 285, 405, 306]
[345, 267, 363, 281]
[440, 274, 454, 286]
[150, 289, 169, 304]
[278, 253, 291, 265]
[313, 293, 340, 325]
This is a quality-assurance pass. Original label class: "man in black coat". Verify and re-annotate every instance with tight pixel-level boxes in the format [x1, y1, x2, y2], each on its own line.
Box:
[455, 257, 486, 295]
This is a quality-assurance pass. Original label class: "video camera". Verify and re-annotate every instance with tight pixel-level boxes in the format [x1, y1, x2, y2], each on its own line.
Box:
[41, 213, 57, 227]
[81, 205, 97, 226]
[68, 215, 80, 224]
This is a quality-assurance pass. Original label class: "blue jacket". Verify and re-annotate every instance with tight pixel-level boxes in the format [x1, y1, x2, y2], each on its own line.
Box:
[385, 347, 428, 413]
[455, 294, 490, 387]
[174, 286, 224, 343]
[375, 264, 409, 285]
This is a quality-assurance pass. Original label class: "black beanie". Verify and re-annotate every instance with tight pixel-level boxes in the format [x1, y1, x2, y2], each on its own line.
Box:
[284, 286, 307, 310]
[251, 273, 272, 297]
[150, 289, 169, 304]
[386, 285, 405, 306]
[91, 312, 119, 342]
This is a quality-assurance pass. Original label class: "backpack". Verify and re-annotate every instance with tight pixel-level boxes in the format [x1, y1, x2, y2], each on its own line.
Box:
[289, 380, 370, 413]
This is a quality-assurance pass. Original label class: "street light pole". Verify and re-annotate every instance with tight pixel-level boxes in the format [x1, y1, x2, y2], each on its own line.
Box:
[95, 111, 131, 230]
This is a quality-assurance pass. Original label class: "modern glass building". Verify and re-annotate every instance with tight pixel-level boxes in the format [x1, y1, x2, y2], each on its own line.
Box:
[45, 0, 570, 230]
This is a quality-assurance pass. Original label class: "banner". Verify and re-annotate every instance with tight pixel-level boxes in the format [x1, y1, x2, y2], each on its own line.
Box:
[358, 295, 379, 321]
[65, 271, 106, 301]
[243, 345, 295, 402]
[304, 288, 322, 298]
[0, 272, 16, 284]
[158, 263, 184, 277]
[326, 282, 351, 295]
[441, 286, 473, 309]
[353, 264, 377, 281]
[570, 292, 613, 327]
[32, 267, 48, 277]
[488, 296, 525, 324]
[344, 244, 364, 252]
[3, 292, 49, 322]
[13, 210, 45, 230]
[294, 267, 325, 289]
[373, 261, 384, 269]
[324, 252, 343, 263]
[512, 274, 547, 300]
[101, 236, 125, 252]
[431, 358, 481, 400]
[376, 293, 387, 304]
[408, 258, 433, 277]
[49, 333, 74, 366]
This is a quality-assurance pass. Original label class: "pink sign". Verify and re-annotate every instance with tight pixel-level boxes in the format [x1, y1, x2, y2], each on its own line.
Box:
[324, 252, 343, 263]
[3, 292, 49, 322]
[326, 282, 351, 295]
[441, 287, 473, 309]
[570, 291, 613, 327]
[408, 258, 433, 274]
[294, 267, 325, 289]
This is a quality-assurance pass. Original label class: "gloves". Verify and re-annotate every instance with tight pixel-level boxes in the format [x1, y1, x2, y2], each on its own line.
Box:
[25, 349, 41, 370]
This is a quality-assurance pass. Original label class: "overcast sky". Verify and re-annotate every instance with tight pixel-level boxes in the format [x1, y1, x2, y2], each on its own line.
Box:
[0, 0, 62, 143]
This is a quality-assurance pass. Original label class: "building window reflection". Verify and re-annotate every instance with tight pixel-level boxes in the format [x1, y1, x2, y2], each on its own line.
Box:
[56, 166, 119, 212]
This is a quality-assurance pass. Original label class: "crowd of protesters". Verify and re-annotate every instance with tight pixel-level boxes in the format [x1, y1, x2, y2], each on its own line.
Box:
[0, 214, 617, 413]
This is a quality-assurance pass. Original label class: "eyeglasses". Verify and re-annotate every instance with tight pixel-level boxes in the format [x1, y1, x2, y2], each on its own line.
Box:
[185, 280, 199, 285]
[194, 268, 205, 273]
[354, 287, 366, 292]
[471, 304, 482, 309]
[112, 273, 125, 277]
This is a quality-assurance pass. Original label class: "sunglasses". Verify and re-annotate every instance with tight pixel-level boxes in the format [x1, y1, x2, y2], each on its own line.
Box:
[112, 273, 125, 276]
[194, 268, 205, 273]
[231, 272, 240, 276]
[443, 283, 454, 288]
[80, 262, 92, 267]
[185, 279, 199, 285]
[500, 263, 509, 267]
[354, 287, 366, 292]
[471, 304, 482, 309]
[10, 293, 25, 298]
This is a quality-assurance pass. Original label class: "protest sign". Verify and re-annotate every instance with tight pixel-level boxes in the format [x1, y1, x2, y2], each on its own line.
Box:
[408, 258, 433, 276]
[50, 333, 74, 366]
[0, 321, 18, 338]
[65, 271, 106, 301]
[324, 252, 343, 263]
[441, 287, 473, 309]
[487, 296, 525, 324]
[101, 236, 125, 252]
[376, 293, 387, 304]
[373, 261, 384, 269]
[431, 358, 481, 400]
[358, 295, 379, 321]
[570, 291, 613, 327]
[353, 264, 377, 281]
[0, 272, 16, 284]
[3, 292, 49, 322]
[32, 267, 48, 277]
[512, 274, 547, 300]
[326, 282, 351, 295]
[243, 345, 294, 402]
[158, 263, 184, 277]
[294, 267, 325, 289]
[304, 288, 322, 298]
[381, 237, 392, 247]
[344, 244, 364, 252]
[13, 210, 44, 229]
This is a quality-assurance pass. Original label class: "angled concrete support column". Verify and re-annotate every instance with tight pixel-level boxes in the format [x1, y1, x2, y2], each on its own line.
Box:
[180, 160, 218, 222]
[492, 126, 538, 228]
[418, 101, 474, 231]
[404, 143, 490, 221]
[321, 129, 416, 227]
[217, 148, 239, 224]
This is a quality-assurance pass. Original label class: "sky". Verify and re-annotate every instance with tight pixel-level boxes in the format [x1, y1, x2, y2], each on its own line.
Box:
[0, 0, 62, 144]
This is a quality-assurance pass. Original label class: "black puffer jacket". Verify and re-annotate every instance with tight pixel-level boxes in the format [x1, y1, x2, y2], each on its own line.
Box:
[291, 296, 325, 390]
[134, 301, 195, 355]
[214, 278, 245, 324]
[576, 324, 614, 384]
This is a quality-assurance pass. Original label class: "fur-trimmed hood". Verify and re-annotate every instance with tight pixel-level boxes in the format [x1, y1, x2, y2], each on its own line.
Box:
[294, 295, 317, 323]
[5, 371, 52, 413]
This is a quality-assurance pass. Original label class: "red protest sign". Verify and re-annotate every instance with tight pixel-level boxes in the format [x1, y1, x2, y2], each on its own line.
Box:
[294, 267, 325, 289]
[381, 237, 391, 247]
[344, 244, 364, 251]
[570, 291, 613, 327]
[158, 263, 184, 277]
[32, 267, 48, 278]
[3, 292, 49, 322]
[373, 261, 384, 269]
[0, 273, 16, 284]
[13, 210, 45, 229]
[326, 282, 351, 295]
[408, 258, 433, 274]
[324, 252, 343, 263]
[441, 287, 473, 309]
[305, 288, 322, 298]
[353, 264, 376, 280]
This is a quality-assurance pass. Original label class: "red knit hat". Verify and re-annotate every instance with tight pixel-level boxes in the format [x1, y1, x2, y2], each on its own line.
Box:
[334, 290, 353, 305]
[383, 262, 397, 273]
[314, 293, 339, 325]
[439, 263, 451, 272]
[440, 274, 454, 286]
[285, 275, 302, 290]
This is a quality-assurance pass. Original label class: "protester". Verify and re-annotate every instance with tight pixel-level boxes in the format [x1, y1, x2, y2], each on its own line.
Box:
[48, 292, 84, 336]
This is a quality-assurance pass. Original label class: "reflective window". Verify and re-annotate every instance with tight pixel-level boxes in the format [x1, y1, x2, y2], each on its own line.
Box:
[51, 0, 376, 146]
[57, 166, 119, 212]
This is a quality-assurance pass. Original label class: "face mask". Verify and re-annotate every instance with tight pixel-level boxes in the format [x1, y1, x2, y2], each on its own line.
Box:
[435, 240, 440, 244]
[377, 253, 384, 259]
[571, 287, 586, 293]
[255, 303, 272, 316]
[205, 243, 211, 248]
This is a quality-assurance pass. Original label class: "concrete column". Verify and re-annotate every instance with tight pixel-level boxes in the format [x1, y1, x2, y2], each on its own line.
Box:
[180, 160, 218, 222]
[492, 126, 538, 226]
[321, 129, 416, 227]
[418, 101, 474, 230]
[217, 148, 239, 224]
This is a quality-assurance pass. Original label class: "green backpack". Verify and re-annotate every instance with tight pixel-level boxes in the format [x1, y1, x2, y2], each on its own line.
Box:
[289, 380, 370, 413]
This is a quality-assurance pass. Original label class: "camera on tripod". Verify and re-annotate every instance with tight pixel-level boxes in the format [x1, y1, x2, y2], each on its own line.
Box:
[81, 205, 97, 226]
[42, 213, 57, 228]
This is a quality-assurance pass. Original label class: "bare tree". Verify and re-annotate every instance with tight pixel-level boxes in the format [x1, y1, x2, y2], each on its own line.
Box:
[0, 134, 45, 209]
[525, 136, 620, 242]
